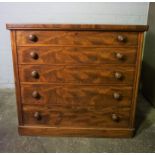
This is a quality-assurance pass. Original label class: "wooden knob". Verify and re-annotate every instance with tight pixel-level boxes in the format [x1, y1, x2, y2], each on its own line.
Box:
[117, 35, 126, 42]
[28, 34, 37, 42]
[34, 112, 42, 120]
[114, 72, 123, 80]
[113, 92, 121, 100]
[30, 52, 38, 59]
[115, 53, 123, 60]
[31, 71, 39, 79]
[32, 91, 40, 99]
[112, 113, 119, 122]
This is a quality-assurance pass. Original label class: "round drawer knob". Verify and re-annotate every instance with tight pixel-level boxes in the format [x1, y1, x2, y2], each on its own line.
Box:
[31, 70, 39, 79]
[117, 35, 126, 42]
[112, 113, 119, 122]
[32, 91, 40, 99]
[114, 72, 123, 80]
[34, 112, 42, 120]
[30, 52, 38, 59]
[113, 92, 121, 100]
[115, 53, 123, 60]
[28, 34, 37, 42]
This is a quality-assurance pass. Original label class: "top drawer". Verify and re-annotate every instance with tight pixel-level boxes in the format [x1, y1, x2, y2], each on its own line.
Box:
[16, 31, 138, 47]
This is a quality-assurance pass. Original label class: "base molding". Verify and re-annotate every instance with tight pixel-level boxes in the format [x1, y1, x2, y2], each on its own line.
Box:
[18, 126, 135, 138]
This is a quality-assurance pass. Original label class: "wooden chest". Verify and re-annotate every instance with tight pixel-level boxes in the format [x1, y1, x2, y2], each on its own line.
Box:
[7, 24, 148, 137]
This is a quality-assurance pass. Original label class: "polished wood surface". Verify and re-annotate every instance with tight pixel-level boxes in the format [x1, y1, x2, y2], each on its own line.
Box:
[10, 31, 23, 125]
[17, 47, 137, 65]
[7, 24, 147, 137]
[6, 24, 148, 32]
[21, 84, 133, 106]
[18, 126, 134, 138]
[19, 65, 135, 84]
[16, 31, 138, 46]
[130, 33, 144, 128]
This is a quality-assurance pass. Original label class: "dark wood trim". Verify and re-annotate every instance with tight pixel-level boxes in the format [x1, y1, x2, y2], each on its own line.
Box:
[16, 45, 139, 48]
[10, 31, 23, 125]
[18, 126, 134, 138]
[130, 32, 144, 128]
[6, 24, 148, 32]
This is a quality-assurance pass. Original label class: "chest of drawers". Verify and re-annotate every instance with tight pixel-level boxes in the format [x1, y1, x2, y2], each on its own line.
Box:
[7, 24, 148, 137]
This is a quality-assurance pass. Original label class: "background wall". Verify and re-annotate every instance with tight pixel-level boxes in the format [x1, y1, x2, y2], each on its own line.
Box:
[0, 2, 149, 88]
[142, 2, 155, 106]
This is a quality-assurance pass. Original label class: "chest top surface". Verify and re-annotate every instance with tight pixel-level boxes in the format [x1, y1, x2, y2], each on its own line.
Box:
[6, 24, 148, 31]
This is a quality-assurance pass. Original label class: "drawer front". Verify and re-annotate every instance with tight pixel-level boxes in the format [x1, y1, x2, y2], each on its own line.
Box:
[22, 105, 130, 128]
[19, 65, 135, 85]
[21, 84, 133, 106]
[16, 31, 138, 46]
[18, 47, 137, 65]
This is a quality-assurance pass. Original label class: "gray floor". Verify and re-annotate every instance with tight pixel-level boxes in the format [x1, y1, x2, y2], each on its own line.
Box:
[0, 88, 155, 153]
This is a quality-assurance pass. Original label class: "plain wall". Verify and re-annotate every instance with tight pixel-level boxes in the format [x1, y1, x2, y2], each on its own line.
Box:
[142, 2, 155, 106]
[0, 2, 149, 88]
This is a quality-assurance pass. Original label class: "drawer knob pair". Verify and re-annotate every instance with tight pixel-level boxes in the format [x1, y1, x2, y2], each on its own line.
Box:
[114, 72, 123, 80]
[34, 112, 119, 122]
[31, 71, 39, 79]
[34, 112, 42, 120]
[30, 52, 38, 59]
[117, 35, 127, 42]
[112, 113, 119, 122]
[28, 34, 38, 42]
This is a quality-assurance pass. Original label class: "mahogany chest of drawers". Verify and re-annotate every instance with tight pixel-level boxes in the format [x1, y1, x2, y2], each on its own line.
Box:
[7, 24, 148, 137]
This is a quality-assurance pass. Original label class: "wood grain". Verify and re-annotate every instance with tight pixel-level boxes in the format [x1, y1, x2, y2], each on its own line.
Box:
[130, 32, 144, 128]
[6, 23, 148, 32]
[10, 31, 23, 125]
[19, 65, 135, 85]
[16, 31, 138, 46]
[21, 84, 133, 106]
[17, 47, 137, 65]
[18, 126, 134, 138]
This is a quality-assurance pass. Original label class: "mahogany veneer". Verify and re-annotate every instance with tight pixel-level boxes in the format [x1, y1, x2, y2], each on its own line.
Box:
[7, 24, 148, 137]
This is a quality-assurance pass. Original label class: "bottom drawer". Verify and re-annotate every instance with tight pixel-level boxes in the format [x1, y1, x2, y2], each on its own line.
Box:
[22, 105, 130, 128]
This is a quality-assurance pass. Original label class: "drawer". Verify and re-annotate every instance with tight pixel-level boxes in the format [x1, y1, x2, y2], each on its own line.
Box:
[21, 84, 133, 106]
[17, 47, 137, 65]
[16, 31, 138, 46]
[19, 65, 135, 85]
[22, 105, 130, 128]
